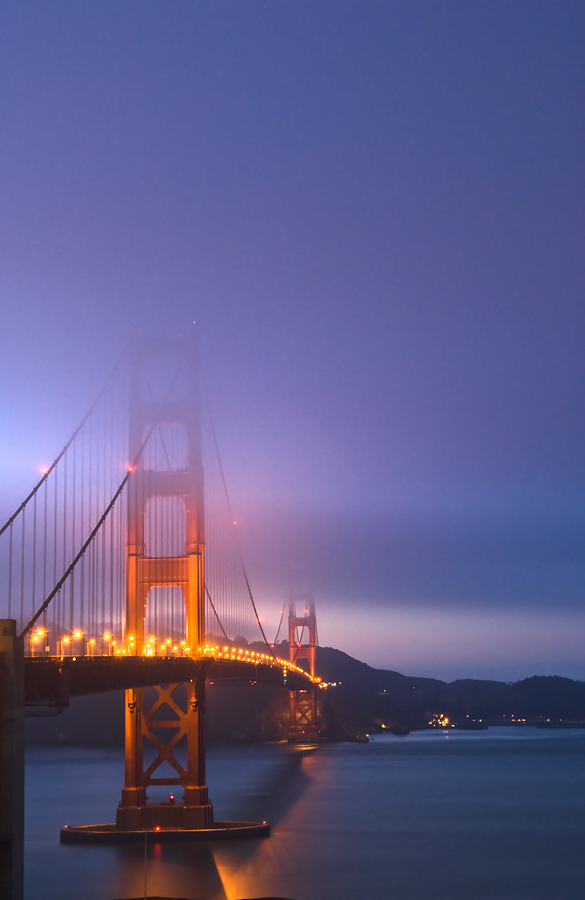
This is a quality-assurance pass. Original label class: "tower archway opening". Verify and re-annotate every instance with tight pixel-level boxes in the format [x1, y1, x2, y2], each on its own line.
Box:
[144, 496, 187, 558]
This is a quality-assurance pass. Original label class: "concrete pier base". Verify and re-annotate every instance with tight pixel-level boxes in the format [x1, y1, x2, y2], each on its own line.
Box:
[288, 728, 321, 743]
[115, 801, 213, 830]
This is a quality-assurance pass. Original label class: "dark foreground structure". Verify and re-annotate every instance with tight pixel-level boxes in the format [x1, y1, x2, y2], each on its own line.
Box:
[0, 621, 24, 900]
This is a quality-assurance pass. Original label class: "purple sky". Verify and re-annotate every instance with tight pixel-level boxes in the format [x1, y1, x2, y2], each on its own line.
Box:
[1, 2, 584, 680]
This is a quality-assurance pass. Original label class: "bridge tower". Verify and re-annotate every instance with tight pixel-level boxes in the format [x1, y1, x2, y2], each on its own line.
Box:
[288, 599, 320, 741]
[116, 336, 213, 830]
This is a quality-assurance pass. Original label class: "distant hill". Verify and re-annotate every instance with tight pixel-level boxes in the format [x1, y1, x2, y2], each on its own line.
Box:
[321, 646, 585, 732]
[25, 643, 585, 746]
[265, 642, 585, 737]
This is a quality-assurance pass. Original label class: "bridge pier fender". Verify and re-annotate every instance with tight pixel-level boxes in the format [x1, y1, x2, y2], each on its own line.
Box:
[0, 619, 25, 900]
[72, 668, 265, 841]
[115, 802, 212, 831]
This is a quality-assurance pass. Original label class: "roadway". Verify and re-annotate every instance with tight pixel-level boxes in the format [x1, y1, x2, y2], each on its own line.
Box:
[24, 653, 314, 707]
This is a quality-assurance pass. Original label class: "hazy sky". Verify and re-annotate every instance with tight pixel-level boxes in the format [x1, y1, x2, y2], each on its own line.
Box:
[1, 2, 584, 680]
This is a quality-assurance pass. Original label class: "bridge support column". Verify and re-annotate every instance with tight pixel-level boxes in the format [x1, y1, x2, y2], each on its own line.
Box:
[116, 667, 212, 831]
[120, 688, 146, 809]
[116, 336, 214, 833]
[0, 620, 24, 900]
[58, 337, 269, 842]
[288, 601, 320, 742]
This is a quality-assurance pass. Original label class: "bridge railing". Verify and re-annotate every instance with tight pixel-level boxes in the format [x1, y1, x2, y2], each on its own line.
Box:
[23, 632, 321, 686]
[200, 643, 322, 684]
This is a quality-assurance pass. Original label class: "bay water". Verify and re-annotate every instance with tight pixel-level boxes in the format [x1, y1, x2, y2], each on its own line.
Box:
[25, 728, 585, 900]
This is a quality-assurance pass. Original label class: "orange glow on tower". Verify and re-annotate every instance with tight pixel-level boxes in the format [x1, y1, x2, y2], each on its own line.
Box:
[117, 336, 211, 831]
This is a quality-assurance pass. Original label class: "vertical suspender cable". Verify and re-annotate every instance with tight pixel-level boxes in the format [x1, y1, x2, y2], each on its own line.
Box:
[52, 467, 58, 640]
[8, 523, 13, 619]
[72, 434, 77, 635]
[20, 508, 26, 631]
[42, 478, 48, 640]
[31, 492, 37, 625]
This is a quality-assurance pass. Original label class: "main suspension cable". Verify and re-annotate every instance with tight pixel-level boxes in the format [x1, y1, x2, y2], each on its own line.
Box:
[0, 348, 127, 538]
[19, 414, 156, 638]
[205, 584, 230, 642]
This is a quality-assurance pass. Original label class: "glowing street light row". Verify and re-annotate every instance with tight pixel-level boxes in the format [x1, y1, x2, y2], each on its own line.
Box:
[26, 632, 331, 686]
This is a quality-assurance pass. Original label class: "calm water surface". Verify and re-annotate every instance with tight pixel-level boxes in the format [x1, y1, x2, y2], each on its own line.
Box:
[25, 728, 585, 900]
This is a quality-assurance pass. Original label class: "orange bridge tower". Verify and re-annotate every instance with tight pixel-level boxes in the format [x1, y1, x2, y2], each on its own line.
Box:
[116, 336, 212, 830]
[288, 599, 320, 741]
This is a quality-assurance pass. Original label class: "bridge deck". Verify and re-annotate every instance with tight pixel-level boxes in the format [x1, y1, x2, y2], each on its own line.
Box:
[24, 652, 315, 706]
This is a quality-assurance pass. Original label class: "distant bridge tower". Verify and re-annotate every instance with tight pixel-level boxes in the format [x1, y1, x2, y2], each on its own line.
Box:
[288, 599, 319, 741]
[117, 336, 213, 830]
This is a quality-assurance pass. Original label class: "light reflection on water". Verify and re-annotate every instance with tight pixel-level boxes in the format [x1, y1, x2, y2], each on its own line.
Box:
[25, 729, 585, 900]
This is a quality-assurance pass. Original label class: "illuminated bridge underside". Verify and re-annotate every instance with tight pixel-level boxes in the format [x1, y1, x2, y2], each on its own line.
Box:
[24, 653, 314, 706]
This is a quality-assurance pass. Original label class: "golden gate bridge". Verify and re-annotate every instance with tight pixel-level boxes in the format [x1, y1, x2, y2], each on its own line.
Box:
[0, 335, 322, 899]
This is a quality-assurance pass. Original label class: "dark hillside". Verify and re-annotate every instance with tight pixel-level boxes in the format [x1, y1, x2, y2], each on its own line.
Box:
[25, 646, 585, 746]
